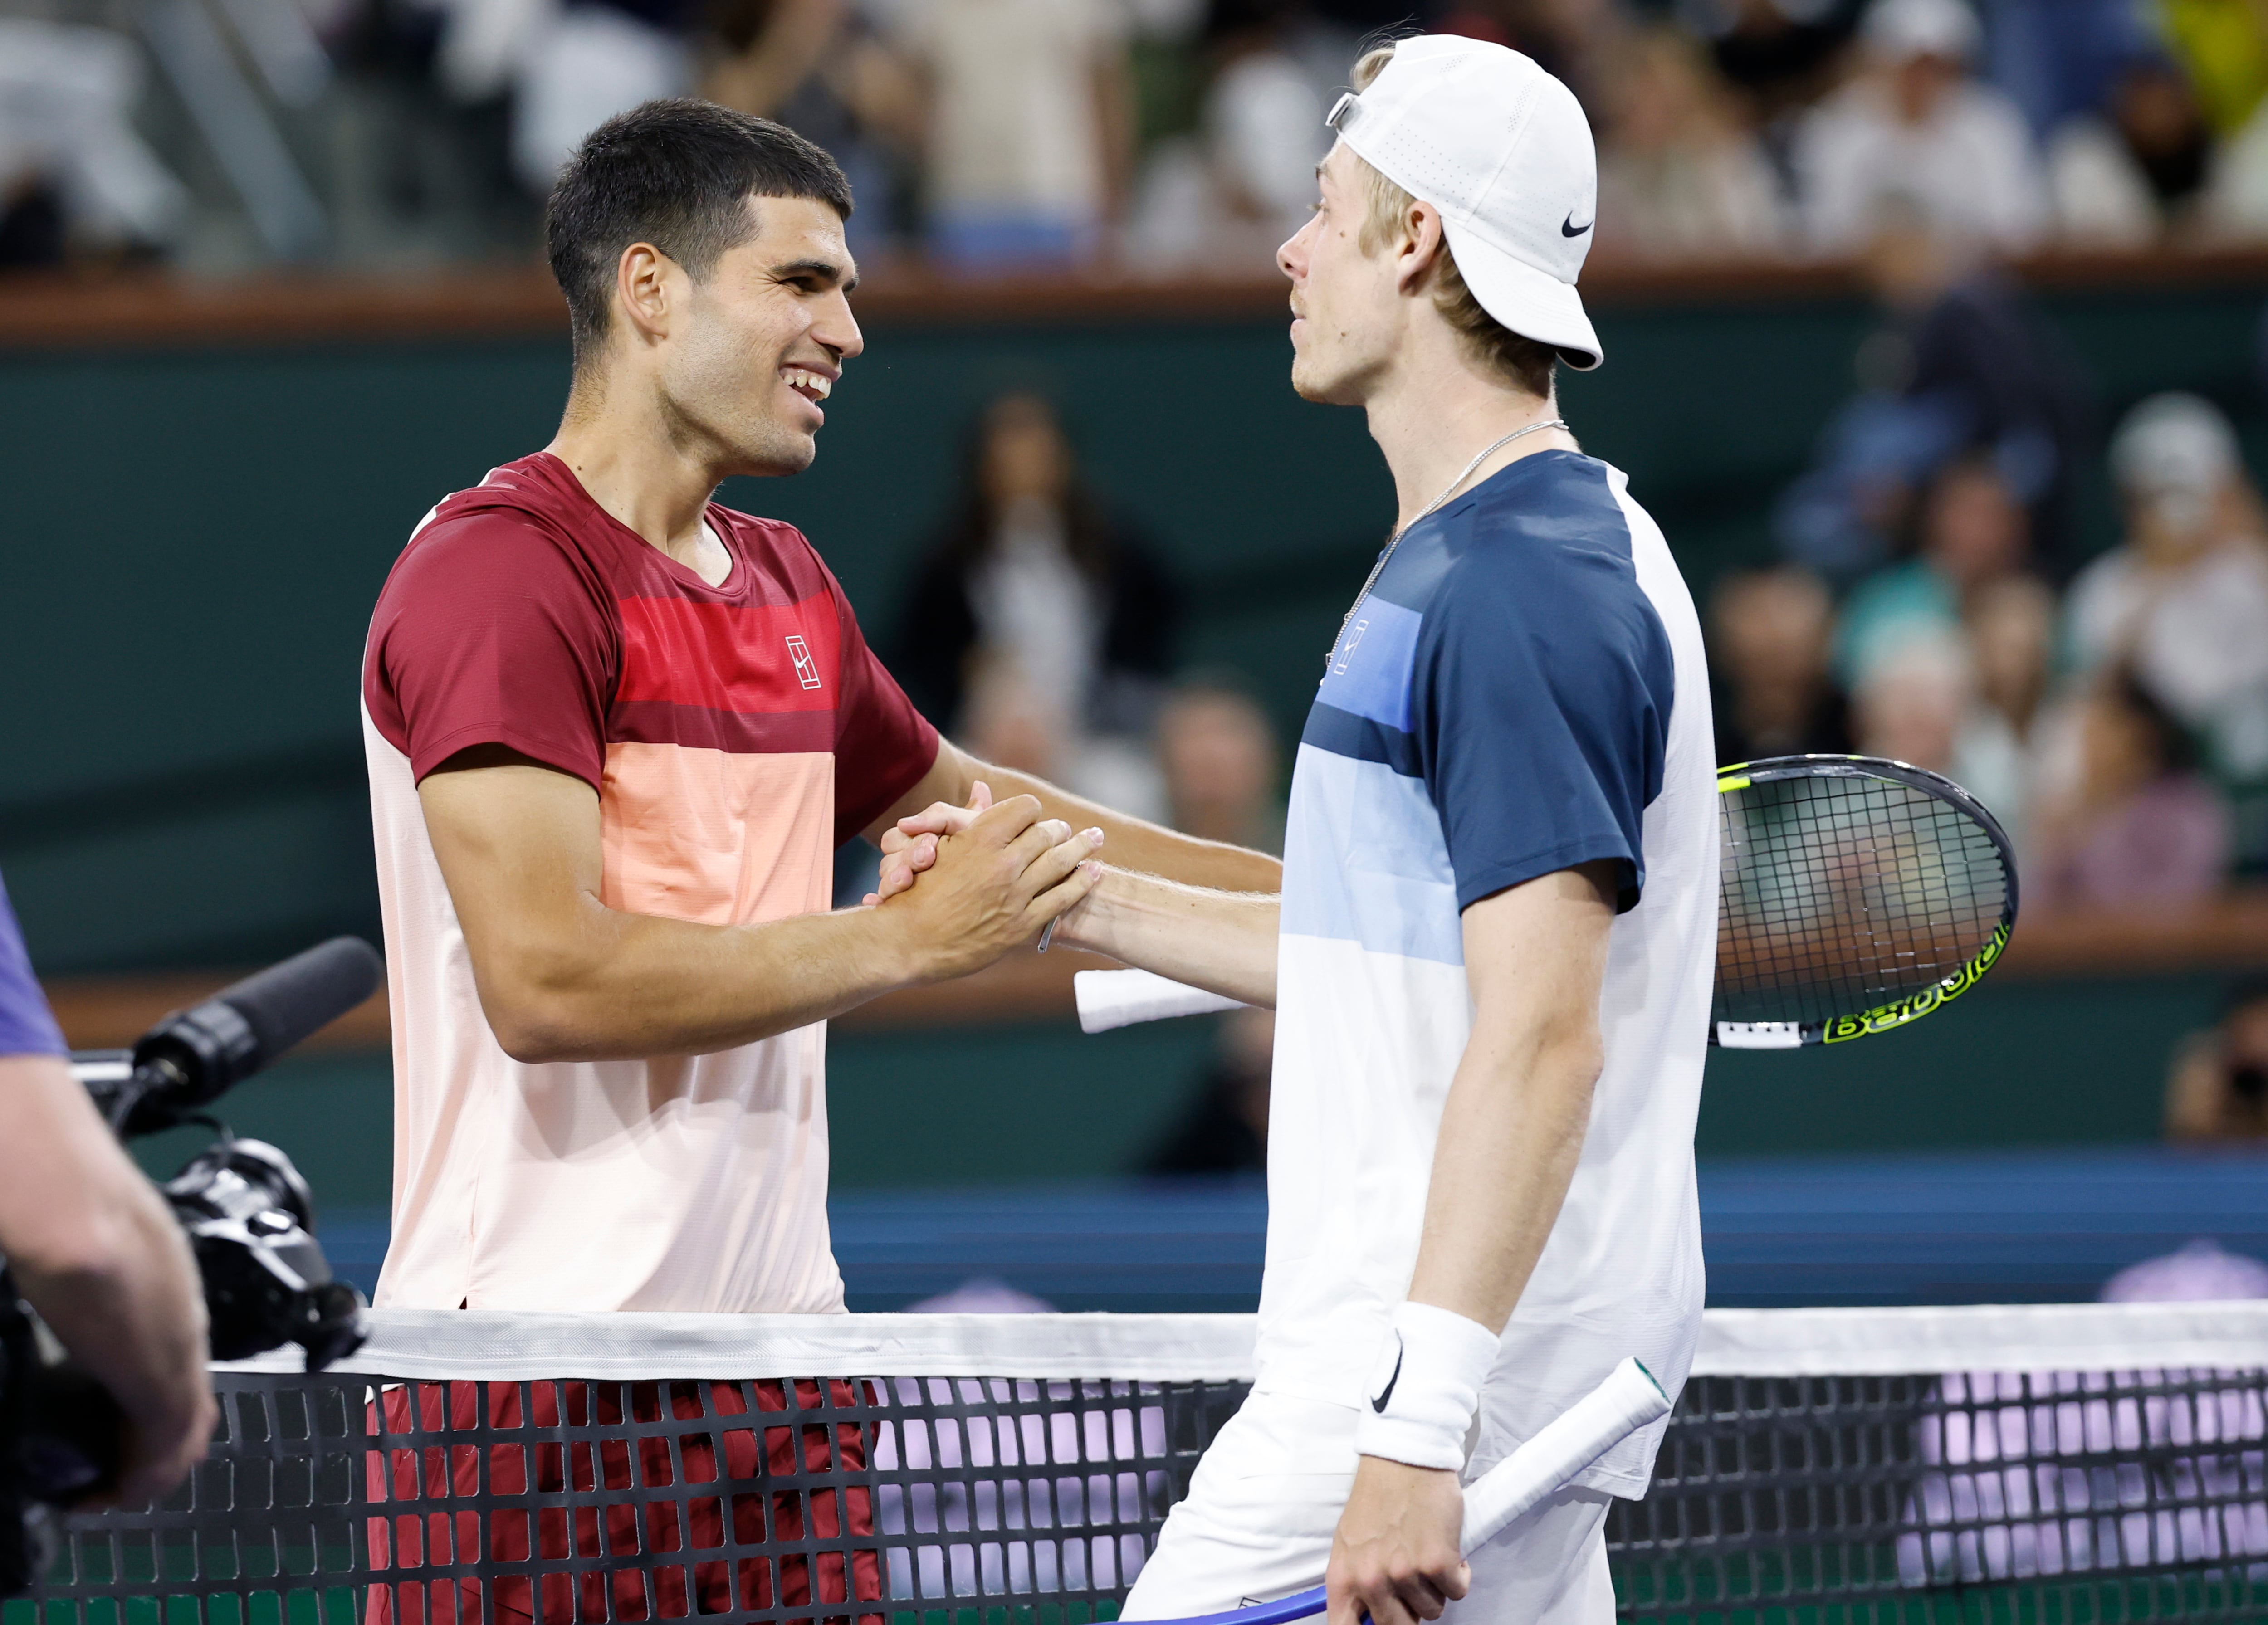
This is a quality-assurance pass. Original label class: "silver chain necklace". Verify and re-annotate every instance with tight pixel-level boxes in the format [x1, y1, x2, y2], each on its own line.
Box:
[1325, 416, 1568, 671]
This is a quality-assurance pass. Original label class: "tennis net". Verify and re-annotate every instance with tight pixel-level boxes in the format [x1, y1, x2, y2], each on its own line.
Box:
[18, 1302, 2268, 1625]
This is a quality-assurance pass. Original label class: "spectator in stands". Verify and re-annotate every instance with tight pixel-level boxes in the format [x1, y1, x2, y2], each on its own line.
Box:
[1850, 633, 1970, 775]
[2165, 975, 2268, 1144]
[1425, 0, 1627, 116]
[701, 0, 922, 251]
[1157, 678, 1285, 854]
[1709, 566, 1855, 765]
[1594, 25, 1789, 261]
[1202, 0, 1330, 253]
[1834, 452, 2029, 688]
[2156, 0, 2268, 142]
[893, 392, 1181, 804]
[2046, 57, 2215, 246]
[1129, 0, 1330, 272]
[447, 0, 914, 228]
[1979, 0, 2159, 140]
[1958, 572, 2054, 847]
[891, 0, 1134, 268]
[469, 3, 698, 191]
[1144, 1006, 1275, 1175]
[1777, 201, 2094, 581]
[0, 20, 188, 267]
[2028, 669, 2233, 914]
[1792, 0, 2049, 256]
[2201, 97, 2268, 237]
[2066, 394, 2268, 791]
[1682, 0, 1860, 131]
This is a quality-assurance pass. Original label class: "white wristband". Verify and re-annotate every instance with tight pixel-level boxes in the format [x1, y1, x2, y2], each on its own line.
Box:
[1351, 1301, 1502, 1471]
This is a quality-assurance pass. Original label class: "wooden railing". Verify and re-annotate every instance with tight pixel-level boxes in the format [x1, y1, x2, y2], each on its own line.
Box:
[6, 244, 2268, 350]
[39, 890, 2268, 1053]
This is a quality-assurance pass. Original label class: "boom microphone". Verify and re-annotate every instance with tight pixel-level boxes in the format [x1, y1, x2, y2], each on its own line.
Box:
[103, 937, 384, 1136]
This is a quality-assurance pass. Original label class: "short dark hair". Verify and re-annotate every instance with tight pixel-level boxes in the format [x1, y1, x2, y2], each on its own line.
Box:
[545, 99, 854, 370]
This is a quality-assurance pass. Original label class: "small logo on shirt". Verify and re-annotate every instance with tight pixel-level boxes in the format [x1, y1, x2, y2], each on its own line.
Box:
[1369, 1335, 1403, 1413]
[1333, 618, 1369, 677]
[785, 635, 823, 691]
[1561, 210, 1593, 237]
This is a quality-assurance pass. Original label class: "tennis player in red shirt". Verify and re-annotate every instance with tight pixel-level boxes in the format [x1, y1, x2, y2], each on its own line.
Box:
[360, 101, 1279, 1625]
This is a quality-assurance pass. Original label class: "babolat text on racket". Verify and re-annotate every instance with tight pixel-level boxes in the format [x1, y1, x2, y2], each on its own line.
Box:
[1711, 754, 2018, 1050]
[1133, 1357, 1671, 1625]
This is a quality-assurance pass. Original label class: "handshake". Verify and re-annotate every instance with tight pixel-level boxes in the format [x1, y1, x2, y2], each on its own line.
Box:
[855, 782, 1107, 980]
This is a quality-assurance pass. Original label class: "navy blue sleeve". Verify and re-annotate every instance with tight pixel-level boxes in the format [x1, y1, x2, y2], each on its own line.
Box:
[1413, 541, 1672, 915]
[0, 871, 66, 1059]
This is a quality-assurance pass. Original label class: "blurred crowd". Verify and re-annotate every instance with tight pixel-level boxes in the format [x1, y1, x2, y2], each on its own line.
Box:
[20, 0, 2268, 273]
[1715, 381, 2268, 919]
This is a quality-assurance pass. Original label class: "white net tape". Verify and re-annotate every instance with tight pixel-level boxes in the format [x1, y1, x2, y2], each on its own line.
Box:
[217, 1301, 2268, 1383]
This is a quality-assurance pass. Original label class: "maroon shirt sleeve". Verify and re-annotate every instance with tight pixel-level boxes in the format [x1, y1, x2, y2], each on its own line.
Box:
[830, 576, 940, 842]
[365, 511, 618, 789]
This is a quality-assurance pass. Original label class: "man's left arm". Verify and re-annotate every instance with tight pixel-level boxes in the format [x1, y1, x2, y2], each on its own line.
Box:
[868, 736, 1283, 896]
[1325, 859, 1618, 1625]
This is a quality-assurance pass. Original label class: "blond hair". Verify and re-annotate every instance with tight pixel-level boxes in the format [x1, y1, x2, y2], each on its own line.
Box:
[1344, 44, 1559, 400]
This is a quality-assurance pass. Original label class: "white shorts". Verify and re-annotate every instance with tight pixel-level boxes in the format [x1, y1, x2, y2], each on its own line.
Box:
[1123, 1391, 1615, 1625]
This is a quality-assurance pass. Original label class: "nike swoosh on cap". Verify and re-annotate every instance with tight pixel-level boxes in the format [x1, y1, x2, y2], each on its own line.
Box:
[1561, 212, 1592, 237]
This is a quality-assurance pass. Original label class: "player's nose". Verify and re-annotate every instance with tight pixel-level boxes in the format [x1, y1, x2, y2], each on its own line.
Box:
[817, 291, 864, 362]
[1278, 217, 1314, 282]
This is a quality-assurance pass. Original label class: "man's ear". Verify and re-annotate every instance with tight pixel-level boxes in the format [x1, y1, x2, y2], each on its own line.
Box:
[616, 242, 676, 346]
[1393, 201, 1449, 297]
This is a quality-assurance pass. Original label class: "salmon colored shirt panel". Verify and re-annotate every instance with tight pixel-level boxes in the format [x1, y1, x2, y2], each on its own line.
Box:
[361, 454, 937, 1314]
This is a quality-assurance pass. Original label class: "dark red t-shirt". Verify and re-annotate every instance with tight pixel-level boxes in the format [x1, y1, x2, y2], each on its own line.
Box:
[359, 453, 938, 1313]
[365, 451, 936, 850]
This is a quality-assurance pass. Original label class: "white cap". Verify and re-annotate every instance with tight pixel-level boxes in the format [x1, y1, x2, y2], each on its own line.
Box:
[1862, 0, 1981, 62]
[1325, 34, 1602, 371]
[2110, 392, 2239, 499]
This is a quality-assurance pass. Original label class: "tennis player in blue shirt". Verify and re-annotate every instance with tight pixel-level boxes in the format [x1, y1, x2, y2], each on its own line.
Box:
[880, 35, 1717, 1625]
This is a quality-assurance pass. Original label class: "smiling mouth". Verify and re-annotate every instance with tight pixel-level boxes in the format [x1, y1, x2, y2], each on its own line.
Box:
[783, 366, 834, 404]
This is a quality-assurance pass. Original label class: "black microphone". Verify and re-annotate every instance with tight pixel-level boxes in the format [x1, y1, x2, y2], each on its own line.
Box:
[107, 937, 384, 1136]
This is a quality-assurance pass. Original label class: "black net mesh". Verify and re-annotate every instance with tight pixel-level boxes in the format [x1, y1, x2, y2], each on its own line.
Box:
[18, 1370, 1244, 1625]
[23, 1361, 2266, 1625]
[1715, 772, 2009, 1029]
[1613, 1366, 2268, 1622]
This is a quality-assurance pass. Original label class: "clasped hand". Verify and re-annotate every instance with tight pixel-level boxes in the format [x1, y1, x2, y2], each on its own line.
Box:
[863, 781, 1103, 973]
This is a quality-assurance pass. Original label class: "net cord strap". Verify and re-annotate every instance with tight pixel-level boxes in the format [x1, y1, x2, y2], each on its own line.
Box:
[220, 1309, 1264, 1382]
[216, 1303, 2268, 1385]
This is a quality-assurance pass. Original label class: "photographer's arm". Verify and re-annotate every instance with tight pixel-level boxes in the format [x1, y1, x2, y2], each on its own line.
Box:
[418, 746, 1100, 1062]
[0, 1054, 214, 1504]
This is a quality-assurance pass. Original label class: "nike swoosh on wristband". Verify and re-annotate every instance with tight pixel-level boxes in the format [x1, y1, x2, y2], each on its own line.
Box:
[1370, 1337, 1404, 1413]
[1561, 212, 1592, 237]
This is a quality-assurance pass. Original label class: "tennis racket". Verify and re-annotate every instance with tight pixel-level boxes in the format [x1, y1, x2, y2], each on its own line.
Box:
[1711, 754, 2015, 1049]
[1075, 754, 2017, 1049]
[1134, 1357, 1671, 1625]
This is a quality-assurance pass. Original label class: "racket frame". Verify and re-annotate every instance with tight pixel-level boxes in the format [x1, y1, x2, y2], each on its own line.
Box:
[1712, 753, 2018, 1049]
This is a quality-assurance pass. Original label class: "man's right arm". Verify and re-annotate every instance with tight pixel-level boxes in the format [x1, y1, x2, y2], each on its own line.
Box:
[0, 1057, 215, 1505]
[417, 746, 1102, 1062]
[1050, 866, 1280, 1008]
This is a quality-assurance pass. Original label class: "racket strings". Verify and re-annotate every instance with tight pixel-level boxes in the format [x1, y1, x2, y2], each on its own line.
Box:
[1714, 774, 2008, 1028]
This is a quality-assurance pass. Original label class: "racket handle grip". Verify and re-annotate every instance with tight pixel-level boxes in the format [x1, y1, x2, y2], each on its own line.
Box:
[1075, 969, 1247, 1033]
[1457, 1357, 1671, 1555]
